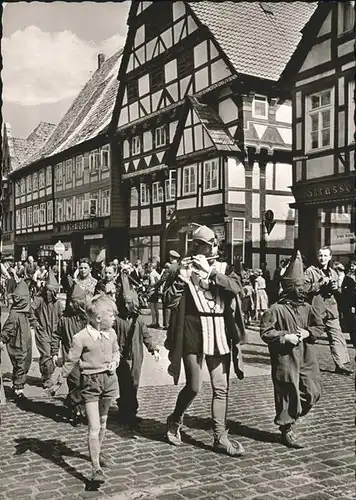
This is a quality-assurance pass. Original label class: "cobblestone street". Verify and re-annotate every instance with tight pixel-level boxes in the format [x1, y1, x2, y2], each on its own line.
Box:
[0, 316, 355, 500]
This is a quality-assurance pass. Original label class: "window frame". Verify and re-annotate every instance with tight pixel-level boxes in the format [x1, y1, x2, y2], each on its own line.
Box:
[89, 197, 98, 217]
[89, 150, 100, 173]
[33, 205, 39, 226]
[203, 159, 219, 192]
[75, 155, 84, 179]
[152, 181, 164, 204]
[101, 189, 110, 216]
[182, 165, 197, 195]
[306, 88, 334, 152]
[140, 183, 150, 206]
[130, 186, 139, 207]
[341, 1, 355, 33]
[21, 208, 27, 229]
[46, 166, 52, 187]
[47, 200, 53, 224]
[39, 202, 46, 225]
[252, 95, 268, 119]
[39, 170, 45, 189]
[155, 126, 167, 148]
[101, 145, 110, 170]
[26, 175, 32, 193]
[16, 210, 21, 230]
[75, 195, 84, 220]
[56, 164, 63, 186]
[66, 198, 73, 221]
[132, 135, 141, 155]
[349, 80, 355, 144]
[231, 217, 245, 265]
[27, 206, 33, 227]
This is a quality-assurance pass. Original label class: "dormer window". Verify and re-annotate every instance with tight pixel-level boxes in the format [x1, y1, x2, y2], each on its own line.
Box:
[252, 95, 268, 119]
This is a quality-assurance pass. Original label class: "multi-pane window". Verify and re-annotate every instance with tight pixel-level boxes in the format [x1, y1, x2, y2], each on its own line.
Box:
[76, 196, 84, 220]
[89, 150, 100, 172]
[56, 164, 63, 186]
[33, 205, 39, 226]
[39, 170, 45, 189]
[26, 175, 32, 193]
[149, 66, 165, 93]
[132, 136, 141, 155]
[66, 159, 73, 181]
[46, 166, 52, 186]
[204, 159, 219, 191]
[39, 203, 46, 225]
[231, 218, 245, 264]
[177, 49, 194, 80]
[47, 201, 53, 224]
[165, 170, 176, 201]
[308, 90, 333, 150]
[252, 95, 268, 118]
[101, 145, 110, 170]
[16, 210, 21, 229]
[27, 206, 33, 227]
[56, 201, 63, 223]
[152, 182, 164, 204]
[89, 196, 98, 217]
[33, 172, 38, 191]
[21, 208, 27, 229]
[83, 198, 90, 218]
[21, 178, 26, 195]
[342, 1, 355, 33]
[127, 80, 139, 103]
[130, 187, 139, 207]
[101, 189, 110, 215]
[140, 183, 150, 205]
[183, 165, 197, 195]
[75, 156, 83, 179]
[66, 198, 73, 221]
[155, 126, 166, 147]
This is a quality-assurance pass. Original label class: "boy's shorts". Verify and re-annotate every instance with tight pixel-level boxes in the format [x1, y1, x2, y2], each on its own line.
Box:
[80, 372, 119, 403]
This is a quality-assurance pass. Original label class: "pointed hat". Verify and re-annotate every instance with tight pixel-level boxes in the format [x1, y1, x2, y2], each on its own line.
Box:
[282, 250, 305, 282]
[13, 279, 30, 298]
[46, 270, 60, 290]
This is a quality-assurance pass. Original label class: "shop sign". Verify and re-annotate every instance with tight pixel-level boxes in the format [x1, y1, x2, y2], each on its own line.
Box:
[84, 233, 104, 240]
[59, 219, 98, 233]
[336, 232, 355, 240]
[292, 176, 356, 203]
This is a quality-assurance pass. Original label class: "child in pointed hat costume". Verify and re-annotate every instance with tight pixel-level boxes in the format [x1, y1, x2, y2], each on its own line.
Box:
[51, 280, 88, 424]
[0, 280, 36, 398]
[32, 270, 63, 388]
[260, 250, 324, 448]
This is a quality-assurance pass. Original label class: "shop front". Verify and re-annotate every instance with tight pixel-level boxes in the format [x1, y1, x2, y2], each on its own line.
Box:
[292, 173, 356, 265]
[14, 231, 54, 262]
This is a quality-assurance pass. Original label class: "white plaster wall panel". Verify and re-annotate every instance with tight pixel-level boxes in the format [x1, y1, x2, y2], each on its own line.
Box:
[156, 152, 164, 163]
[165, 60, 177, 83]
[177, 198, 196, 210]
[252, 162, 260, 190]
[275, 163, 292, 191]
[177, 138, 184, 157]
[186, 111, 192, 126]
[338, 77, 345, 106]
[194, 124, 204, 151]
[136, 46, 145, 65]
[153, 207, 161, 225]
[187, 16, 198, 34]
[252, 223, 260, 247]
[124, 162, 129, 173]
[134, 25, 145, 48]
[203, 193, 223, 206]
[266, 195, 295, 220]
[195, 67, 209, 92]
[173, 1, 185, 21]
[307, 155, 333, 180]
[278, 128, 292, 145]
[173, 19, 185, 44]
[252, 193, 260, 218]
[146, 39, 156, 61]
[266, 222, 295, 248]
[228, 191, 245, 204]
[177, 169, 181, 196]
[194, 41, 208, 68]
[170, 121, 178, 141]
[211, 59, 231, 84]
[300, 40, 331, 72]
[123, 140, 130, 159]
[227, 157, 245, 188]
[210, 40, 219, 59]
[295, 161, 302, 182]
[265, 162, 274, 190]
[296, 122, 302, 151]
[141, 96, 151, 115]
[295, 92, 302, 119]
[254, 124, 267, 140]
[167, 83, 178, 102]
[219, 98, 238, 124]
[229, 125, 237, 137]
[338, 40, 354, 58]
[129, 102, 139, 122]
[317, 10, 331, 36]
[130, 210, 138, 228]
[118, 107, 129, 127]
[338, 111, 345, 148]
[192, 110, 199, 125]
[152, 90, 163, 112]
[275, 104, 292, 124]
[133, 159, 139, 171]
[180, 76, 191, 98]
[203, 130, 213, 148]
[145, 155, 152, 167]
[122, 89, 127, 106]
[141, 209, 150, 226]
[139, 74, 149, 96]
[184, 128, 193, 154]
[161, 29, 173, 50]
[127, 54, 134, 72]
[351, 150, 355, 170]
[143, 131, 152, 152]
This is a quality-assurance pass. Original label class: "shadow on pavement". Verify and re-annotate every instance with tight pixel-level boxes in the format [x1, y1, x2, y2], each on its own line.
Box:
[14, 438, 89, 485]
[15, 395, 69, 424]
[2, 373, 43, 387]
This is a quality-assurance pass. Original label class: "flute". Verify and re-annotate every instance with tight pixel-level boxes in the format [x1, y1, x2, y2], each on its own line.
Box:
[181, 254, 219, 268]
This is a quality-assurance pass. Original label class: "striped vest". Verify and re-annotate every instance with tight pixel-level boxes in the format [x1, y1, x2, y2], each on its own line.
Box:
[187, 261, 230, 356]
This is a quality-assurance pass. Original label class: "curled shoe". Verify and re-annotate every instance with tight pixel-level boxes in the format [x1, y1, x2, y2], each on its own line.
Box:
[166, 414, 182, 446]
[281, 428, 304, 449]
[90, 468, 105, 484]
[213, 431, 245, 457]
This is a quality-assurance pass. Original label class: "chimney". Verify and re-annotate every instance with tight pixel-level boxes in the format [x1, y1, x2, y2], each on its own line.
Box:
[98, 53, 105, 70]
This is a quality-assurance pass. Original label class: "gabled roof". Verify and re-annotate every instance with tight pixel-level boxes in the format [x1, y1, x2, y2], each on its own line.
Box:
[188, 1, 317, 82]
[23, 49, 123, 168]
[189, 97, 239, 152]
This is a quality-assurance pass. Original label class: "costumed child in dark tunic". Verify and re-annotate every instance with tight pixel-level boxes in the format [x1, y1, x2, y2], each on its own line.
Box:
[260, 250, 324, 448]
[32, 271, 63, 388]
[51, 280, 88, 424]
[114, 290, 160, 425]
[0, 281, 35, 399]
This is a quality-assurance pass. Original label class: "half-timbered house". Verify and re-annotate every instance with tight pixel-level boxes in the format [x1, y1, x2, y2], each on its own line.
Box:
[281, 1, 355, 264]
[110, 1, 316, 271]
